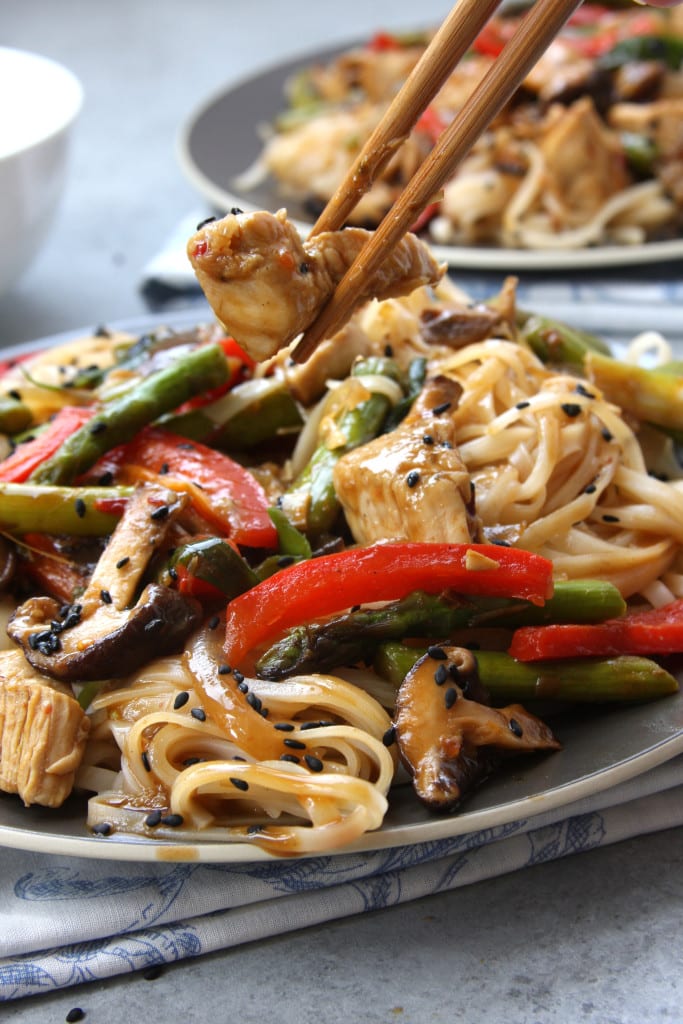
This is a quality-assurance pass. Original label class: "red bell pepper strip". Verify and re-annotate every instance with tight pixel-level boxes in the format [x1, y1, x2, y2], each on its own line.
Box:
[509, 599, 683, 662]
[100, 426, 277, 549]
[0, 406, 93, 483]
[368, 31, 402, 52]
[224, 542, 553, 666]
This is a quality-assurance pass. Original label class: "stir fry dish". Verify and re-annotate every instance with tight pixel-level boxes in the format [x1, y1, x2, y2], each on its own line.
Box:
[0, 209, 682, 856]
[244, 3, 683, 250]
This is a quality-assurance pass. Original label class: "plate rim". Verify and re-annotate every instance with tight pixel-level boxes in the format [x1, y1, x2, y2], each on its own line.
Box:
[1, 308, 682, 864]
[175, 42, 683, 273]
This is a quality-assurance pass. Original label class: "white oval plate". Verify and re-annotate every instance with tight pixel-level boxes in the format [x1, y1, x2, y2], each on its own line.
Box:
[176, 44, 683, 273]
[1, 308, 682, 863]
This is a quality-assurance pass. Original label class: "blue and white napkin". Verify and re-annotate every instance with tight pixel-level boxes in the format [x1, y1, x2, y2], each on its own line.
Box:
[2, 754, 683, 1002]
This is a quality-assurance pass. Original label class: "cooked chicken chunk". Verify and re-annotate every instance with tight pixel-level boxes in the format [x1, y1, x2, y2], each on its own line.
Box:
[0, 649, 90, 807]
[333, 375, 478, 545]
[187, 208, 445, 362]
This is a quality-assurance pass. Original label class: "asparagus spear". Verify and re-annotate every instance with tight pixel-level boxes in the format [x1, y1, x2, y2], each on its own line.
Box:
[30, 342, 230, 486]
[519, 313, 611, 366]
[161, 377, 303, 450]
[375, 643, 679, 704]
[281, 356, 408, 536]
[585, 350, 683, 434]
[0, 481, 132, 536]
[255, 580, 626, 679]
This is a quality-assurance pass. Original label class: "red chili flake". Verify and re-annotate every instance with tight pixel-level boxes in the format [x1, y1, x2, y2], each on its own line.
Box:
[192, 240, 209, 257]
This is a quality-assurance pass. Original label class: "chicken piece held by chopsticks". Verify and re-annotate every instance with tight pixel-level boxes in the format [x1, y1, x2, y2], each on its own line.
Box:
[187, 208, 445, 362]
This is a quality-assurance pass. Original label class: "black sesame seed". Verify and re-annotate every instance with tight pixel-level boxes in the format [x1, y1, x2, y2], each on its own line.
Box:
[246, 824, 264, 834]
[141, 750, 151, 772]
[300, 720, 323, 730]
[382, 725, 396, 747]
[74, 498, 86, 518]
[145, 809, 163, 827]
[602, 514, 620, 523]
[183, 757, 201, 767]
[218, 664, 232, 675]
[196, 215, 217, 229]
[208, 615, 220, 630]
[299, 261, 310, 274]
[350, 605, 361, 613]
[142, 964, 164, 981]
[515, 400, 530, 410]
[66, 1007, 86, 1022]
[274, 722, 295, 731]
[116, 556, 130, 569]
[173, 691, 190, 710]
[509, 718, 523, 738]
[492, 539, 511, 547]
[427, 645, 447, 660]
[406, 470, 420, 488]
[230, 207, 244, 215]
[230, 777, 249, 791]
[422, 434, 434, 445]
[238, 681, 249, 694]
[575, 384, 595, 399]
[561, 403, 582, 418]
[584, 484, 597, 494]
[444, 687, 458, 709]
[91, 823, 112, 837]
[168, 566, 178, 581]
[277, 554, 296, 567]
[434, 664, 449, 686]
[100, 589, 112, 604]
[440, 440, 453, 449]
[284, 738, 306, 750]
[602, 428, 614, 442]
[246, 692, 262, 711]
[305, 755, 324, 772]
[233, 670, 244, 684]
[161, 813, 184, 827]
[98, 470, 114, 486]
[280, 753, 300, 763]
[448, 663, 461, 680]
[150, 504, 170, 521]
[431, 401, 451, 416]
[159, 462, 169, 475]
[8, 389, 21, 401]
[89, 420, 107, 435]
[191, 707, 206, 722]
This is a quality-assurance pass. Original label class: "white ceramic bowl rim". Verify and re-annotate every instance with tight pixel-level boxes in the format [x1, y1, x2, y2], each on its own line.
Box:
[0, 46, 83, 160]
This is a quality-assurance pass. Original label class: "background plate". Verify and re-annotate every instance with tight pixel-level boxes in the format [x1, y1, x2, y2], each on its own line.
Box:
[177, 44, 683, 273]
[1, 307, 682, 863]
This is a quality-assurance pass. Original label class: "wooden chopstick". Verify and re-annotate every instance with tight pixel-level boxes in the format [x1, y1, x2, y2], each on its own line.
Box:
[292, 0, 583, 363]
[310, 0, 504, 236]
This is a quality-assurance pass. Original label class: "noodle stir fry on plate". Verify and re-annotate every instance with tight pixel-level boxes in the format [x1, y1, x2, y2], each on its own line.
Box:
[0, 224, 682, 855]
[245, 3, 683, 251]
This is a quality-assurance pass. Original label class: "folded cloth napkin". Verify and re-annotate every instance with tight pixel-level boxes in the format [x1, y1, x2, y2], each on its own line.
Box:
[139, 212, 683, 319]
[2, 754, 683, 1001]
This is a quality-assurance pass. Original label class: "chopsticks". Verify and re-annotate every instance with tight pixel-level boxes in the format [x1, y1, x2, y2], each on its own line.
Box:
[291, 0, 583, 363]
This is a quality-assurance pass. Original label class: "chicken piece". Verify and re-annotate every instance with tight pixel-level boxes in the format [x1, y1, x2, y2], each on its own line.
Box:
[187, 209, 445, 362]
[537, 98, 630, 227]
[0, 648, 90, 807]
[608, 98, 683, 160]
[333, 375, 478, 545]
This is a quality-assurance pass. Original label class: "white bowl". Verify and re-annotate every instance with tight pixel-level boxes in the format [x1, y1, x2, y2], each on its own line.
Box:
[0, 47, 83, 297]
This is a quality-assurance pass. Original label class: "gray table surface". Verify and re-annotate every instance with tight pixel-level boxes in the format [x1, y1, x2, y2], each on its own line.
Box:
[3, 3, 683, 1021]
